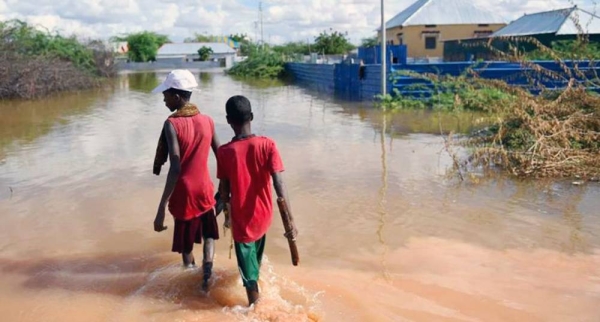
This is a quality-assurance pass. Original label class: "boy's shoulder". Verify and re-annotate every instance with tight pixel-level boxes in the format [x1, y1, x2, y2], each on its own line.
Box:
[220, 136, 276, 149]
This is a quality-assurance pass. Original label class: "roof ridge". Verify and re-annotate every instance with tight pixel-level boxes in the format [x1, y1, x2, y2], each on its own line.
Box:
[402, 0, 432, 27]
[576, 7, 600, 19]
[522, 6, 572, 17]
[555, 6, 578, 33]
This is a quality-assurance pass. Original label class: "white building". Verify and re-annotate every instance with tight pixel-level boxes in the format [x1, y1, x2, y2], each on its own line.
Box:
[156, 43, 236, 67]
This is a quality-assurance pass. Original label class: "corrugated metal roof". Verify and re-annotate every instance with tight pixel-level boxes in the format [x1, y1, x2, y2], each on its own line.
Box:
[385, 0, 505, 29]
[492, 7, 600, 37]
[157, 43, 236, 56]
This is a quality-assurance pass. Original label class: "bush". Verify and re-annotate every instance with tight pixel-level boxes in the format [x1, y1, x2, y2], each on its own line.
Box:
[0, 19, 116, 99]
[227, 48, 285, 79]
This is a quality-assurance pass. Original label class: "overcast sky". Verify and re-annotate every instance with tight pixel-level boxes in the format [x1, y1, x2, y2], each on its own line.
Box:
[0, 0, 596, 44]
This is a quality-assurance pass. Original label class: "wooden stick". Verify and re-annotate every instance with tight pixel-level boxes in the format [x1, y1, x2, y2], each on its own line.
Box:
[276, 197, 299, 266]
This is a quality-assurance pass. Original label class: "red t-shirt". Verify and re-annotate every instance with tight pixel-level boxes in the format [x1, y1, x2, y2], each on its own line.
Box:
[167, 113, 215, 221]
[217, 136, 284, 243]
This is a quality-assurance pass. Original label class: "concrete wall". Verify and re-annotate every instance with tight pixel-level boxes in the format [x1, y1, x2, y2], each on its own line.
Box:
[381, 24, 505, 58]
[117, 61, 221, 72]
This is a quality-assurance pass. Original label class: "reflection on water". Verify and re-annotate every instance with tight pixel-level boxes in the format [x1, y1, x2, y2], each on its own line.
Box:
[377, 112, 391, 282]
[199, 72, 213, 84]
[0, 92, 104, 159]
[0, 72, 598, 321]
[120, 72, 160, 92]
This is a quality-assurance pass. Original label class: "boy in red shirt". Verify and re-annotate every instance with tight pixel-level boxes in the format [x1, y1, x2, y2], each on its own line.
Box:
[217, 95, 298, 306]
[151, 70, 221, 290]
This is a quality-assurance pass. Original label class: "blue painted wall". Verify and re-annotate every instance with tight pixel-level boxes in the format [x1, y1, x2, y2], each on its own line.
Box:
[358, 45, 408, 65]
[285, 63, 335, 93]
[286, 61, 600, 101]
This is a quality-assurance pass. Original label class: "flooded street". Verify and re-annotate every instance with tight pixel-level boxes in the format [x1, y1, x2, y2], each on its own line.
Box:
[0, 72, 599, 321]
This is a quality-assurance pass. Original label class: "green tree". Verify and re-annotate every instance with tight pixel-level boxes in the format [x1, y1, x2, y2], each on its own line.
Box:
[313, 29, 354, 55]
[229, 33, 249, 43]
[112, 31, 169, 62]
[185, 33, 221, 43]
[273, 41, 311, 56]
[229, 33, 255, 56]
[361, 36, 378, 48]
[526, 39, 600, 61]
[197, 46, 213, 61]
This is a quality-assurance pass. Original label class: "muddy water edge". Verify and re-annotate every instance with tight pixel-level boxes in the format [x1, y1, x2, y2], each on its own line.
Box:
[0, 72, 599, 322]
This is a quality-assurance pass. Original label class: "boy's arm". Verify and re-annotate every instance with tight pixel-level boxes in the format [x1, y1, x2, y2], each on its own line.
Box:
[211, 126, 220, 157]
[154, 121, 181, 232]
[272, 172, 298, 239]
[219, 179, 231, 228]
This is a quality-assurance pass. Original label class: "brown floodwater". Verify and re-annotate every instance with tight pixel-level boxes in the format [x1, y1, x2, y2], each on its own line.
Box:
[0, 72, 599, 322]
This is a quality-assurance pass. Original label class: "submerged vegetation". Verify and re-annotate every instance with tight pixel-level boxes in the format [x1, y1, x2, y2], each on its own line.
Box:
[377, 35, 600, 179]
[464, 81, 600, 179]
[0, 19, 117, 99]
[377, 72, 517, 112]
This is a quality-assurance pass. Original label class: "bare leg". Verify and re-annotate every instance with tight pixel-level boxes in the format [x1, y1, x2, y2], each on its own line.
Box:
[182, 252, 195, 268]
[202, 237, 215, 290]
[245, 281, 260, 306]
[203, 237, 215, 263]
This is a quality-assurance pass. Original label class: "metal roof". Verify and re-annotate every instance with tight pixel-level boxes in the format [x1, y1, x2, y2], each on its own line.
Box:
[492, 7, 600, 37]
[157, 43, 236, 56]
[385, 0, 505, 29]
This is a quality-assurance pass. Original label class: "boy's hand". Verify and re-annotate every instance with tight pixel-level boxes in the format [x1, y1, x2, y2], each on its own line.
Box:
[223, 204, 231, 229]
[154, 207, 168, 232]
[284, 225, 298, 240]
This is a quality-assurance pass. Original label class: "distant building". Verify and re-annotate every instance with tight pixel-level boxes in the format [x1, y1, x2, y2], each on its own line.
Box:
[112, 42, 129, 55]
[379, 0, 506, 59]
[443, 6, 600, 61]
[156, 43, 237, 67]
[491, 6, 600, 41]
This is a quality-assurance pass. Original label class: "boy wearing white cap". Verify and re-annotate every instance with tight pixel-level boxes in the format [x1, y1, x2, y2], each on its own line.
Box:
[151, 70, 220, 290]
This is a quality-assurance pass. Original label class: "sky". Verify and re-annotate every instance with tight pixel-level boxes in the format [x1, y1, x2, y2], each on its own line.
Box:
[0, 0, 597, 44]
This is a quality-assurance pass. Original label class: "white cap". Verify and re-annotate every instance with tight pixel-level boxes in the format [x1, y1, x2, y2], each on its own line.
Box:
[151, 69, 198, 94]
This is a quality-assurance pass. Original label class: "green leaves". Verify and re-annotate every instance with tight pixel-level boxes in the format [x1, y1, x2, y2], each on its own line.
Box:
[0, 19, 100, 75]
[361, 36, 378, 48]
[197, 46, 213, 61]
[113, 31, 169, 62]
[227, 48, 285, 79]
[313, 29, 354, 55]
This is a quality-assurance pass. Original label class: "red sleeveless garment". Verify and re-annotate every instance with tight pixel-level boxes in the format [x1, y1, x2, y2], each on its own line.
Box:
[167, 113, 215, 221]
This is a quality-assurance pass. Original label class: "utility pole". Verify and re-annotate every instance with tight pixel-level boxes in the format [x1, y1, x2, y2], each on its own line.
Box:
[381, 0, 387, 96]
[254, 21, 258, 43]
[259, 1, 264, 48]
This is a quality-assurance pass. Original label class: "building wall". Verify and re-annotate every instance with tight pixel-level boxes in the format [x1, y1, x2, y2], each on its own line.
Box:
[117, 61, 221, 72]
[380, 24, 505, 58]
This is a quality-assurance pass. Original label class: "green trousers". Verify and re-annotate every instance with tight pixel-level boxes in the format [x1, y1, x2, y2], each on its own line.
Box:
[234, 235, 266, 289]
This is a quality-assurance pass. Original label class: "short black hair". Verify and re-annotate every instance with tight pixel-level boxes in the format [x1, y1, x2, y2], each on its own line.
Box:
[164, 88, 192, 101]
[226, 95, 252, 125]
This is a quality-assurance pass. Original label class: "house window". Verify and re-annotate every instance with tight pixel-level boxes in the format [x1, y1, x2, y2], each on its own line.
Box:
[474, 30, 493, 38]
[425, 36, 437, 49]
[478, 24, 490, 27]
[425, 24, 437, 28]
[397, 33, 404, 45]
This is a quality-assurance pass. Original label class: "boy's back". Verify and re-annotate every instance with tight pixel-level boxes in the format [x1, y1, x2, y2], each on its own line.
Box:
[168, 113, 215, 220]
[217, 135, 284, 243]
